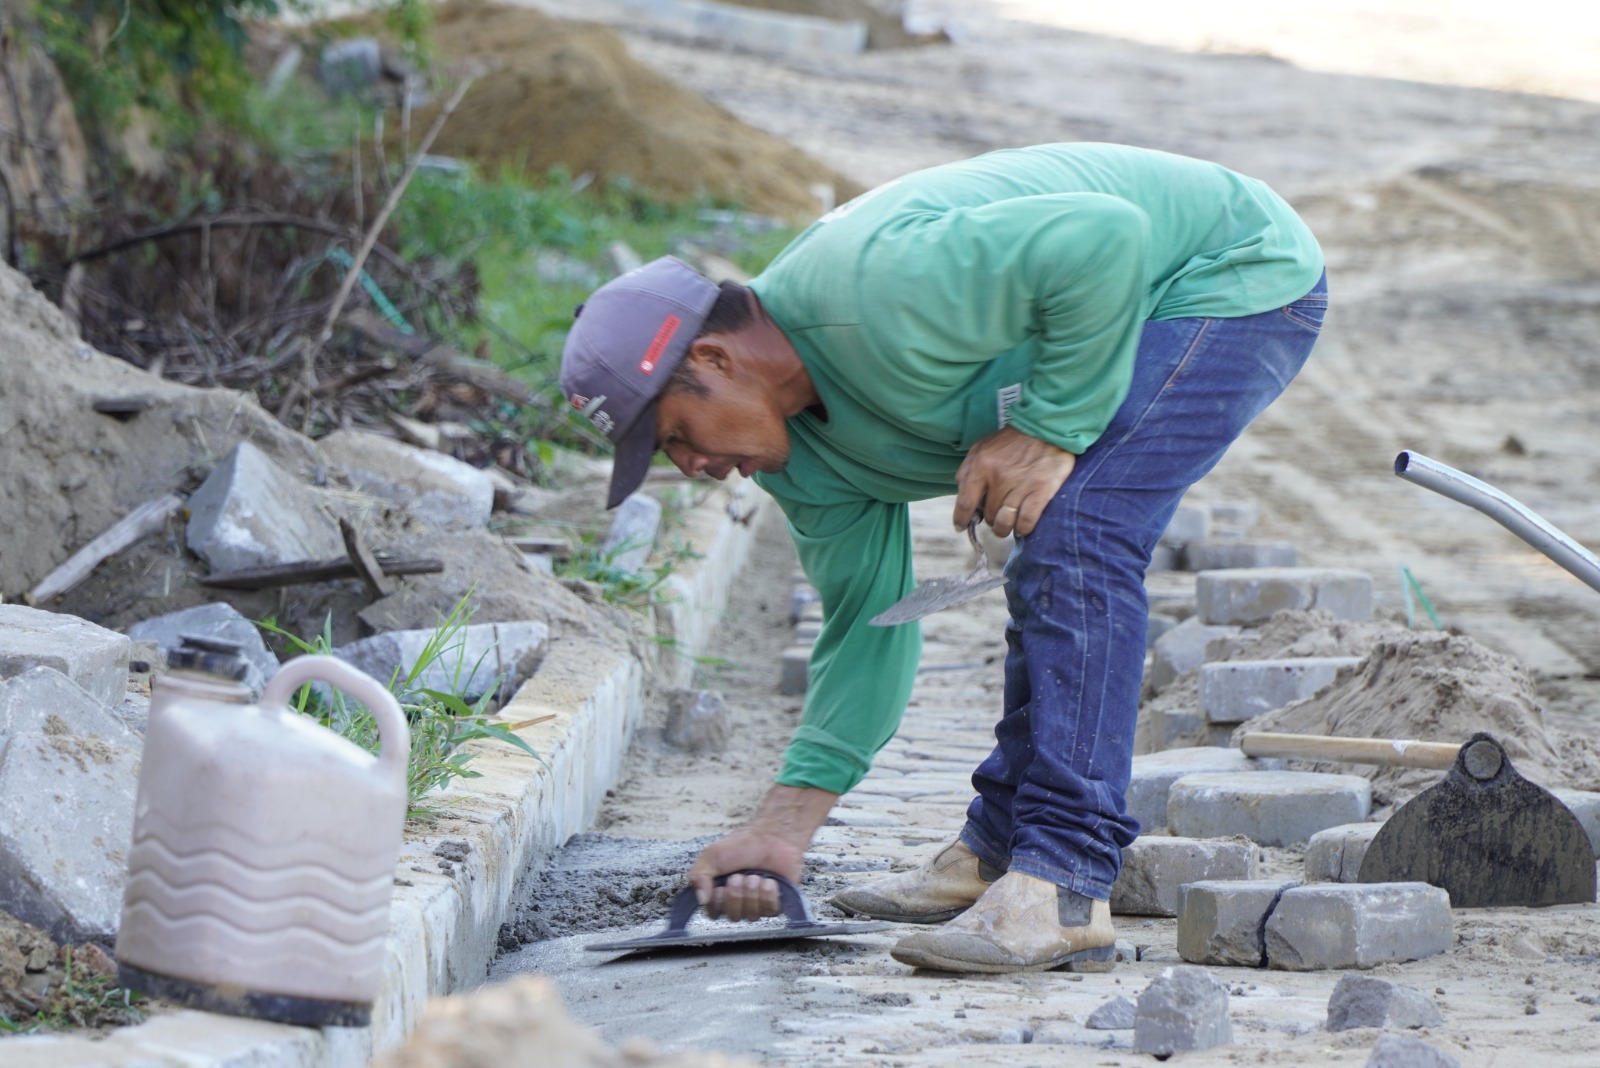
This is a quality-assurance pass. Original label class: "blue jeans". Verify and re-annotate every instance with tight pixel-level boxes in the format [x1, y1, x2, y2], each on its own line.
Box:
[959, 273, 1328, 899]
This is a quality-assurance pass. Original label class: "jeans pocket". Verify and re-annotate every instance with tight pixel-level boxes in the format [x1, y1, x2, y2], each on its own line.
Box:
[1281, 295, 1328, 331]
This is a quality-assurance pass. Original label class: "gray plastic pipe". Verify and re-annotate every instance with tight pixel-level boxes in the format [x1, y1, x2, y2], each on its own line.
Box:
[1394, 450, 1600, 596]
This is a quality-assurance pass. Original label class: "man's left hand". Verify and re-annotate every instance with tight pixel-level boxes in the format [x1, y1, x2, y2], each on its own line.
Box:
[954, 426, 1077, 538]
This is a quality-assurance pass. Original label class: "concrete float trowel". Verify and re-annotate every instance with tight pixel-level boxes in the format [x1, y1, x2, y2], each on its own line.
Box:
[586, 870, 891, 956]
[870, 516, 1008, 626]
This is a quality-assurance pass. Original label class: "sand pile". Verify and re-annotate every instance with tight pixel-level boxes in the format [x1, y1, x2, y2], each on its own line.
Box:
[392, 0, 860, 221]
[1143, 611, 1600, 808]
[373, 974, 754, 1068]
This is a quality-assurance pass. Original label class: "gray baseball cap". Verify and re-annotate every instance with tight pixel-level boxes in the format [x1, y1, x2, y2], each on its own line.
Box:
[559, 257, 720, 508]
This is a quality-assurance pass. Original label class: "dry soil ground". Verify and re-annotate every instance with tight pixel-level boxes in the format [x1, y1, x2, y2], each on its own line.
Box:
[481, 1, 1600, 1063]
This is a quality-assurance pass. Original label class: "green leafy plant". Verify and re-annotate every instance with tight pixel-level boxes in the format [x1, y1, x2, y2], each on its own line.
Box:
[257, 595, 547, 819]
[0, 946, 144, 1035]
[557, 532, 701, 611]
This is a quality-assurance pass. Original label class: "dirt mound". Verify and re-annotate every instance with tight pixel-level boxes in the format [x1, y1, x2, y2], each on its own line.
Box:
[373, 974, 754, 1068]
[0, 263, 320, 600]
[1142, 611, 1600, 808]
[389, 0, 860, 220]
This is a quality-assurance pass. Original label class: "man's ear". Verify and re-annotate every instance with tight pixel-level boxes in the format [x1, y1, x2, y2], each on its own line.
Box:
[687, 335, 736, 378]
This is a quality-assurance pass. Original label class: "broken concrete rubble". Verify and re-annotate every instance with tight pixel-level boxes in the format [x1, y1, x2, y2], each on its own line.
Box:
[1326, 973, 1445, 1032]
[321, 429, 496, 530]
[0, 604, 130, 708]
[185, 440, 344, 573]
[126, 602, 280, 696]
[0, 728, 138, 943]
[603, 493, 665, 574]
[0, 667, 140, 751]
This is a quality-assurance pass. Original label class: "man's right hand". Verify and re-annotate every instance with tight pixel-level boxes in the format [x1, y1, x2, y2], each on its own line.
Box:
[687, 784, 839, 921]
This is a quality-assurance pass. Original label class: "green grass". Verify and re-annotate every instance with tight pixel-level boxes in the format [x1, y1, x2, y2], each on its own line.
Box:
[258, 594, 547, 820]
[0, 947, 145, 1035]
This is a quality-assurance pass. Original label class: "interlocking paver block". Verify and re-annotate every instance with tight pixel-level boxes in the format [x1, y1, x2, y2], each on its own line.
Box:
[1183, 540, 1298, 572]
[1133, 965, 1232, 1055]
[1200, 657, 1362, 724]
[0, 605, 130, 709]
[1168, 771, 1372, 846]
[1177, 879, 1298, 967]
[1127, 747, 1258, 831]
[1196, 567, 1374, 625]
[1265, 883, 1452, 970]
[1146, 618, 1242, 693]
[1304, 822, 1385, 882]
[780, 645, 809, 695]
[1143, 705, 1205, 751]
[1160, 504, 1211, 547]
[1111, 836, 1260, 917]
[1326, 974, 1445, 1031]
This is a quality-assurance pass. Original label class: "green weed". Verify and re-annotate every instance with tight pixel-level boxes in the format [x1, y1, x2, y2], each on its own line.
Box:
[0, 946, 144, 1035]
[557, 532, 702, 611]
[257, 594, 547, 819]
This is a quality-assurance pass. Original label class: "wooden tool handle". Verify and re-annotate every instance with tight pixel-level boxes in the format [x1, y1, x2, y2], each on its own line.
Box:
[1238, 732, 1461, 770]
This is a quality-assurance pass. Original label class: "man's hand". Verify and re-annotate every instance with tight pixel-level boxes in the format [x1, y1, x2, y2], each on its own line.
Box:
[953, 426, 1077, 538]
[687, 784, 838, 921]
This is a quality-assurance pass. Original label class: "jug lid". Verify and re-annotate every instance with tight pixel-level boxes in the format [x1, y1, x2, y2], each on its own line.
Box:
[167, 634, 251, 681]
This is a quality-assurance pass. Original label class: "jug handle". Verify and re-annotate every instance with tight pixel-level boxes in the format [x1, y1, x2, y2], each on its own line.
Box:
[261, 656, 411, 783]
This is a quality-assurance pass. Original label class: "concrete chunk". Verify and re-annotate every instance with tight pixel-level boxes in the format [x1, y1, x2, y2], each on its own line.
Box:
[322, 429, 495, 530]
[1168, 771, 1372, 846]
[1265, 883, 1453, 971]
[1177, 879, 1298, 967]
[335, 620, 548, 700]
[0, 667, 139, 750]
[664, 689, 728, 754]
[1133, 965, 1232, 1055]
[1365, 1034, 1461, 1068]
[1127, 747, 1259, 831]
[186, 441, 343, 572]
[603, 493, 664, 574]
[0, 605, 131, 709]
[0, 730, 139, 941]
[1200, 657, 1362, 724]
[126, 602, 279, 697]
[1146, 618, 1242, 693]
[1196, 568, 1374, 626]
[1327, 974, 1445, 1031]
[1111, 836, 1260, 917]
[1304, 822, 1385, 882]
[1184, 540, 1298, 571]
[1086, 995, 1137, 1029]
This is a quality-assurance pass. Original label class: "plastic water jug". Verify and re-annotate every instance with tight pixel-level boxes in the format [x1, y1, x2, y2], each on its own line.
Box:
[116, 636, 410, 1027]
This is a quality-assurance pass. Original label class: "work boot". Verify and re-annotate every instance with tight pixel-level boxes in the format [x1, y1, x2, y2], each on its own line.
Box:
[829, 840, 1002, 923]
[888, 870, 1116, 974]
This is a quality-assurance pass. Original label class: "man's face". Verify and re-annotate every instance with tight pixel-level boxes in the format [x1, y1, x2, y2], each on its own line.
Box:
[654, 358, 791, 482]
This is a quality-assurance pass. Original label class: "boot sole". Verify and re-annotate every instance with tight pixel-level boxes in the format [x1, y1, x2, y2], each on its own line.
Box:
[829, 898, 971, 924]
[888, 941, 1117, 975]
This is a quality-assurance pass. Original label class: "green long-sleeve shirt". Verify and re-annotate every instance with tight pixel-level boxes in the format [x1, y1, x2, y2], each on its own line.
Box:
[748, 143, 1324, 794]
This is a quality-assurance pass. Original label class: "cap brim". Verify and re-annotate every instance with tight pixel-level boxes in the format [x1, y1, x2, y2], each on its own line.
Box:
[606, 400, 659, 509]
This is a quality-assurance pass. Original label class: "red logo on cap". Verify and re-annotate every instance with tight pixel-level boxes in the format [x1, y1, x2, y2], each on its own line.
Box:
[639, 315, 681, 374]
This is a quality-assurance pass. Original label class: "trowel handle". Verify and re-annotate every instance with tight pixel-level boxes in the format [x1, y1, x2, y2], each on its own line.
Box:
[262, 655, 411, 781]
[665, 869, 811, 931]
[1239, 731, 1459, 769]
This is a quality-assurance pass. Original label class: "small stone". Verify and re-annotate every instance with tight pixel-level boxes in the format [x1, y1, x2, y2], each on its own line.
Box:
[1086, 995, 1137, 1030]
[664, 689, 729, 754]
[1327, 974, 1445, 1031]
[1133, 965, 1232, 1055]
[1365, 1033, 1461, 1068]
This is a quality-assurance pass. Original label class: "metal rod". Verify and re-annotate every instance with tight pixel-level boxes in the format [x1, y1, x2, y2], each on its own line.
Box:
[1394, 451, 1600, 595]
